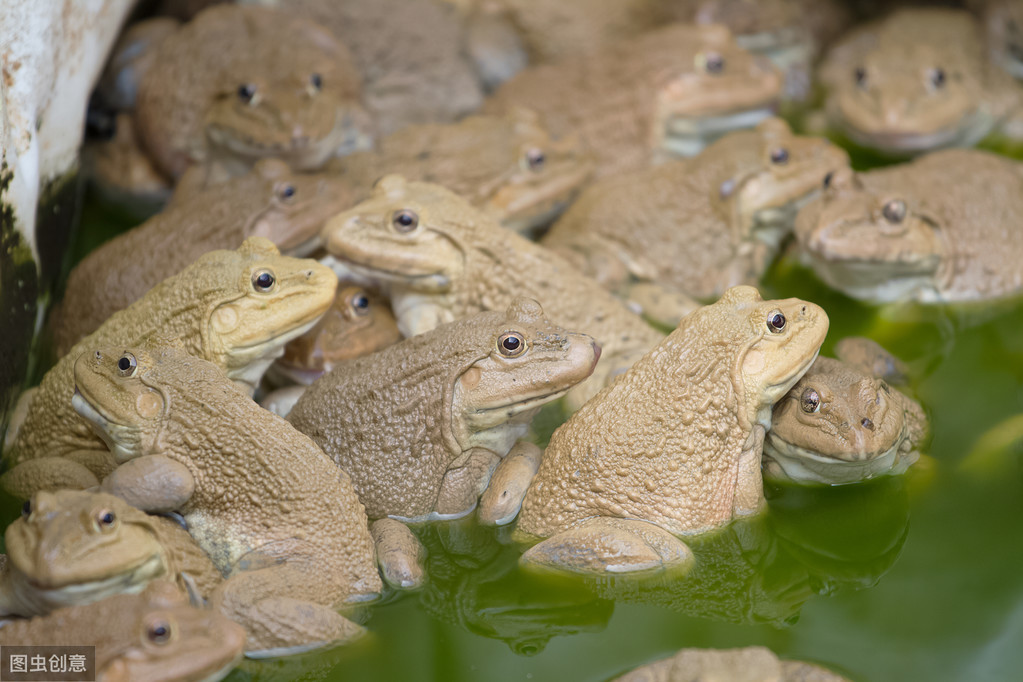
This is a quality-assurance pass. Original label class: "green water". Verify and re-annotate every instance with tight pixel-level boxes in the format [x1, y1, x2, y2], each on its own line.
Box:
[4, 144, 1023, 682]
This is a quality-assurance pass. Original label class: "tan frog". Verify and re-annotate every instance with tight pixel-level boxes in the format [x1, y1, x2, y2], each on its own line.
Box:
[541, 118, 849, 326]
[329, 109, 594, 233]
[794, 150, 1023, 303]
[77, 345, 381, 655]
[287, 299, 599, 522]
[764, 338, 929, 485]
[0, 581, 246, 681]
[818, 8, 1023, 154]
[613, 646, 851, 682]
[2, 238, 336, 498]
[53, 160, 353, 356]
[321, 175, 663, 408]
[1, 490, 220, 618]
[484, 23, 782, 176]
[983, 0, 1023, 80]
[515, 286, 828, 575]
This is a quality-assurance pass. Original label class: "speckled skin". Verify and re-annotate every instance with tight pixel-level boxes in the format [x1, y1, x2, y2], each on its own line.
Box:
[135, 5, 368, 180]
[517, 287, 828, 548]
[0, 582, 246, 681]
[2, 238, 336, 497]
[288, 300, 600, 520]
[484, 23, 782, 177]
[54, 161, 353, 355]
[322, 176, 663, 407]
[1, 491, 220, 618]
[329, 110, 594, 232]
[542, 119, 849, 308]
[795, 149, 1023, 303]
[79, 346, 381, 655]
[613, 645, 851, 682]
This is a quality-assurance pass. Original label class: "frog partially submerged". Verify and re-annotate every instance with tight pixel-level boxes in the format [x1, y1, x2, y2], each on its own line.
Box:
[2, 238, 337, 498]
[542, 118, 848, 326]
[515, 286, 828, 575]
[794, 150, 1023, 303]
[764, 338, 929, 485]
[78, 345, 381, 656]
[321, 176, 663, 407]
[613, 646, 851, 682]
[1, 491, 220, 618]
[484, 23, 782, 176]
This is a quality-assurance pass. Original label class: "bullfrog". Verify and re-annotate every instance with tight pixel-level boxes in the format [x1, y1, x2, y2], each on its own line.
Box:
[764, 338, 929, 485]
[53, 160, 352, 356]
[78, 345, 381, 655]
[1, 238, 337, 498]
[515, 286, 829, 575]
[287, 299, 600, 522]
[1, 490, 220, 618]
[613, 646, 851, 682]
[541, 118, 848, 326]
[817, 8, 1023, 155]
[794, 150, 1023, 303]
[0, 581, 247, 681]
[321, 176, 664, 408]
[983, 0, 1023, 80]
[329, 109, 594, 233]
[484, 23, 782, 176]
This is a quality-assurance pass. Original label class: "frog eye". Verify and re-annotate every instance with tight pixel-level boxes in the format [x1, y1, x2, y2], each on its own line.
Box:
[237, 83, 257, 104]
[770, 148, 789, 165]
[146, 618, 175, 645]
[21, 500, 31, 519]
[854, 67, 867, 88]
[523, 148, 546, 171]
[822, 171, 834, 189]
[860, 417, 875, 430]
[703, 52, 725, 74]
[497, 332, 527, 357]
[349, 291, 371, 316]
[252, 270, 276, 292]
[310, 73, 323, 91]
[766, 309, 786, 334]
[882, 199, 907, 224]
[392, 209, 419, 233]
[275, 183, 297, 202]
[117, 353, 138, 377]
[800, 388, 821, 413]
[928, 68, 946, 89]
[94, 508, 118, 532]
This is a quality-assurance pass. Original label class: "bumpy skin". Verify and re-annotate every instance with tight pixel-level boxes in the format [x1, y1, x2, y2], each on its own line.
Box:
[1, 491, 220, 618]
[330, 110, 594, 232]
[517, 287, 828, 566]
[542, 119, 849, 309]
[794, 150, 1023, 303]
[322, 176, 663, 407]
[484, 23, 782, 176]
[54, 161, 353, 355]
[78, 346, 381, 655]
[135, 5, 368, 180]
[288, 300, 599, 520]
[818, 8, 1022, 154]
[2, 238, 336, 497]
[984, 0, 1023, 80]
[0, 582, 246, 682]
[613, 645, 851, 682]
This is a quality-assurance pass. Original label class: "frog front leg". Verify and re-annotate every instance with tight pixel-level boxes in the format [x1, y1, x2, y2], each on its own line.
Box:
[435, 447, 502, 518]
[371, 519, 426, 590]
[733, 424, 766, 517]
[519, 517, 694, 576]
[101, 454, 195, 513]
[478, 441, 542, 526]
[389, 290, 455, 337]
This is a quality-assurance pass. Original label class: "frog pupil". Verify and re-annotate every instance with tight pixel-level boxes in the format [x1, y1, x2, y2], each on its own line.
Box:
[353, 295, 369, 310]
[854, 67, 867, 86]
[503, 336, 521, 352]
[770, 148, 789, 165]
[527, 150, 545, 169]
[311, 73, 323, 90]
[705, 53, 724, 73]
[930, 68, 946, 88]
[237, 84, 256, 102]
[117, 357, 132, 372]
[800, 389, 820, 413]
[149, 623, 171, 643]
[101, 512, 115, 525]
[768, 312, 786, 331]
[257, 273, 274, 289]
[281, 185, 295, 199]
[823, 171, 834, 188]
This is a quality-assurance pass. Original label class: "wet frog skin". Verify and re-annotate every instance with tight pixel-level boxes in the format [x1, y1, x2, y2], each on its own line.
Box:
[613, 645, 851, 682]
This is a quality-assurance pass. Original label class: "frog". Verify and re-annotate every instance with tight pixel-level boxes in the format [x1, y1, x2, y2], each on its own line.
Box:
[287, 298, 600, 523]
[1, 238, 337, 499]
[321, 175, 664, 408]
[0, 581, 247, 681]
[53, 160, 353, 356]
[817, 8, 1023, 155]
[541, 118, 849, 326]
[764, 338, 929, 485]
[328, 109, 594, 233]
[1, 490, 220, 618]
[515, 286, 829, 575]
[613, 646, 851, 682]
[76, 344, 382, 656]
[794, 150, 1023, 303]
[484, 23, 783, 176]
[982, 0, 1023, 80]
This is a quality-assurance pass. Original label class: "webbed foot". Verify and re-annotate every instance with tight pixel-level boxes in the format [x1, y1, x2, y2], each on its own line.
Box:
[478, 441, 541, 526]
[371, 519, 426, 590]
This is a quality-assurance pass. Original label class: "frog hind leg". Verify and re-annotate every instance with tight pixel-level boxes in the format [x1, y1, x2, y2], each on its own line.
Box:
[0, 457, 101, 499]
[371, 518, 426, 590]
[478, 441, 542, 526]
[434, 447, 502, 518]
[519, 517, 694, 576]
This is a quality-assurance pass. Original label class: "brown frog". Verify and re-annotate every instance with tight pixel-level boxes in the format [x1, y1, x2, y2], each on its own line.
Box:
[288, 299, 599, 522]
[1, 238, 337, 498]
[321, 175, 663, 408]
[1, 491, 220, 618]
[542, 118, 848, 326]
[515, 286, 828, 575]
[329, 109, 594, 233]
[0, 582, 246, 681]
[484, 23, 782, 176]
[54, 160, 353, 356]
[794, 150, 1023, 303]
[613, 646, 851, 682]
[78, 345, 381, 655]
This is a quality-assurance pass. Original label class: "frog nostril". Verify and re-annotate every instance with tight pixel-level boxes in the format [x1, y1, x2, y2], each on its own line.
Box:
[861, 417, 874, 430]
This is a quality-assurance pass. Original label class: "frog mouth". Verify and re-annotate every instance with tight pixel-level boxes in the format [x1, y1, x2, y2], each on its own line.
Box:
[332, 257, 451, 289]
[71, 388, 140, 463]
[835, 109, 996, 154]
[763, 434, 906, 485]
[23, 552, 167, 603]
[663, 107, 776, 157]
[802, 252, 939, 303]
